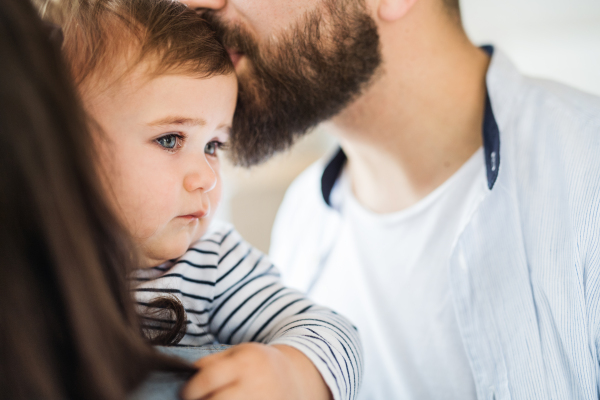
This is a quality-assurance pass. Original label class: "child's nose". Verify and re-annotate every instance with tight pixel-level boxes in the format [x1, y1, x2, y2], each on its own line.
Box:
[183, 157, 217, 193]
[179, 0, 226, 11]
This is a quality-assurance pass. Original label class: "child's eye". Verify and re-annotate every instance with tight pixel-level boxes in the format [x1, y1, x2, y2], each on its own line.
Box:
[156, 133, 184, 152]
[205, 140, 226, 156]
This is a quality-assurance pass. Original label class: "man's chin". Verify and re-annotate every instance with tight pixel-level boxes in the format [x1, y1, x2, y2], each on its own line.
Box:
[212, 0, 382, 167]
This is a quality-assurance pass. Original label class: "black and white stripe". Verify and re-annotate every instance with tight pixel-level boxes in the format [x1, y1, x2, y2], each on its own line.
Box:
[134, 221, 362, 400]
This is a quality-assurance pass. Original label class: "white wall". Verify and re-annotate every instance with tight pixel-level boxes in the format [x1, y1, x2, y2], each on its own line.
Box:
[462, 0, 600, 96]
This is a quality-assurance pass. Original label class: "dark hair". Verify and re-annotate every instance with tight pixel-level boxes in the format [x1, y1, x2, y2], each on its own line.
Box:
[0, 0, 193, 399]
[37, 0, 233, 90]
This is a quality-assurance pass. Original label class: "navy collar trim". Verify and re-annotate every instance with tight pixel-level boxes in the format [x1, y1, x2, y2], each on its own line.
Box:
[321, 45, 500, 206]
[321, 148, 347, 207]
[480, 45, 501, 190]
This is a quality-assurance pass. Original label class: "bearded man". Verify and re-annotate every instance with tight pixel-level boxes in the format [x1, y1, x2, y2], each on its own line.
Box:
[182, 0, 600, 399]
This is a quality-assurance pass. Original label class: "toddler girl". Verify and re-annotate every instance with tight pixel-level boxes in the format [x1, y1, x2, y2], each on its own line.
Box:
[42, 0, 362, 399]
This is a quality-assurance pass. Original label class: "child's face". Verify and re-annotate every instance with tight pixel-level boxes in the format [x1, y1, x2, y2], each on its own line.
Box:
[85, 70, 237, 267]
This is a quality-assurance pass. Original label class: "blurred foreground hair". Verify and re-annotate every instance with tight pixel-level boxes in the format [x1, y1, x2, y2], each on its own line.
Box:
[0, 0, 193, 398]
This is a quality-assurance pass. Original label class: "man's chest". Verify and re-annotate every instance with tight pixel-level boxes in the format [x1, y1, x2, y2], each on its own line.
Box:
[307, 222, 478, 399]
[309, 218, 455, 314]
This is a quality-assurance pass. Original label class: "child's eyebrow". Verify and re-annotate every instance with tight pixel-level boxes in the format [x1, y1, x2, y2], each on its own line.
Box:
[147, 116, 207, 127]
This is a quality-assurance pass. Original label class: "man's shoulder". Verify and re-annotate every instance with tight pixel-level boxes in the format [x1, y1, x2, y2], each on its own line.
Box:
[498, 70, 600, 184]
[514, 77, 600, 175]
[524, 77, 600, 121]
[490, 49, 600, 147]
[494, 73, 600, 267]
[519, 79, 600, 189]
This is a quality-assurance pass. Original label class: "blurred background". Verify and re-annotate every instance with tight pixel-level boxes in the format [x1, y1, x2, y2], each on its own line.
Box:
[217, 0, 600, 254]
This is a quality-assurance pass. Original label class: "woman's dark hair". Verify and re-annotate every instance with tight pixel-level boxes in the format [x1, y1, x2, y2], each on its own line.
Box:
[0, 0, 193, 398]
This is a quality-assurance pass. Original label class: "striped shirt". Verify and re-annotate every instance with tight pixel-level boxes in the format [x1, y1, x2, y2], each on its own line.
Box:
[133, 220, 362, 400]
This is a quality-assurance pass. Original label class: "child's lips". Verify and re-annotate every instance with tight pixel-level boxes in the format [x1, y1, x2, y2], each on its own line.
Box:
[178, 209, 208, 220]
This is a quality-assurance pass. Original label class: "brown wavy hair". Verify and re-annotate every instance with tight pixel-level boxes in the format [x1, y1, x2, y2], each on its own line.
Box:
[0, 0, 195, 398]
[37, 0, 233, 90]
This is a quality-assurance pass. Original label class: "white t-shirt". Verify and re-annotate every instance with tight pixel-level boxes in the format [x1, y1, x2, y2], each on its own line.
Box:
[271, 148, 487, 400]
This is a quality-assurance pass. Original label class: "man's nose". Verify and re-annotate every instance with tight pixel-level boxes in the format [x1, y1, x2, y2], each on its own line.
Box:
[178, 0, 226, 10]
[183, 157, 218, 193]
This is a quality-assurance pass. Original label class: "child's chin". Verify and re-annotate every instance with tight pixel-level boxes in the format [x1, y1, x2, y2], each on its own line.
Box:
[166, 231, 206, 259]
[139, 243, 189, 268]
[166, 242, 192, 261]
[139, 227, 209, 267]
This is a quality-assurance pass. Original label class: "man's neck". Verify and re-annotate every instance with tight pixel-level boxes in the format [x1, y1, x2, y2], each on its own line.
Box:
[329, 7, 490, 214]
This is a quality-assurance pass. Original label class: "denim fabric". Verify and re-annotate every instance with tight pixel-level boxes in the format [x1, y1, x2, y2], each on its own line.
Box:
[130, 345, 230, 400]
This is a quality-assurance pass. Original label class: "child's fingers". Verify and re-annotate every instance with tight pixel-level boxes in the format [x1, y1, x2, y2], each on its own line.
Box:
[180, 357, 238, 400]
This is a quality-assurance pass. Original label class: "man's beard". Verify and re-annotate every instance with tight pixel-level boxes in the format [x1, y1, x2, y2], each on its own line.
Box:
[203, 0, 382, 166]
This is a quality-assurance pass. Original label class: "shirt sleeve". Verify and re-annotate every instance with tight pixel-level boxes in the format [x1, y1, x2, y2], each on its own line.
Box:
[210, 225, 363, 400]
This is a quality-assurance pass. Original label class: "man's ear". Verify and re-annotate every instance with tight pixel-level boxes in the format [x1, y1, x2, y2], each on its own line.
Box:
[378, 0, 419, 21]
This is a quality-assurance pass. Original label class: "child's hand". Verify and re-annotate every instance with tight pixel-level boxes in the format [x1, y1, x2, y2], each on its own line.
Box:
[180, 343, 333, 400]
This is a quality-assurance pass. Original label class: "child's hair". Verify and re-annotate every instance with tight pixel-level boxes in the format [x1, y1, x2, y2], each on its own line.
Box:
[38, 0, 233, 90]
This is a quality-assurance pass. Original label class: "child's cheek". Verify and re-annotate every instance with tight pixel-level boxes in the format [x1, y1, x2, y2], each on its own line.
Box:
[123, 198, 170, 241]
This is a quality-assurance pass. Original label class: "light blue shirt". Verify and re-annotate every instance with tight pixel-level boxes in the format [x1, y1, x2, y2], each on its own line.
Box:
[450, 47, 600, 399]
[271, 47, 600, 399]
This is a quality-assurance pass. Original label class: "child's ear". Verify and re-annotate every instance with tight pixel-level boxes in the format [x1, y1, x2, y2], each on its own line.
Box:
[378, 0, 419, 22]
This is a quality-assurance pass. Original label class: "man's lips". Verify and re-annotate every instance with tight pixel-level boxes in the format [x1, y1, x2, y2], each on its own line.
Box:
[227, 49, 243, 68]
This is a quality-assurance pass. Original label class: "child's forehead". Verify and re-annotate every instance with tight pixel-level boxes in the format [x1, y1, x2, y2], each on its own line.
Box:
[84, 70, 237, 127]
[84, 59, 236, 103]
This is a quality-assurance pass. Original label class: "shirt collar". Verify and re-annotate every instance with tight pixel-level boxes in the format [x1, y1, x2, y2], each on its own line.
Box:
[321, 45, 500, 207]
